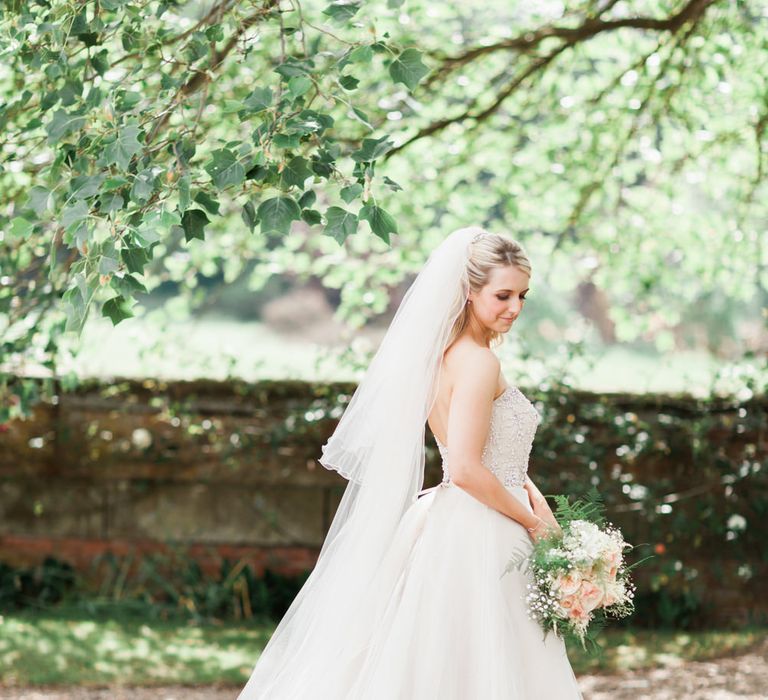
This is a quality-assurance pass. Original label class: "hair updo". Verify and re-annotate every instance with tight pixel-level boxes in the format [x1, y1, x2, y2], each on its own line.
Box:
[447, 229, 532, 350]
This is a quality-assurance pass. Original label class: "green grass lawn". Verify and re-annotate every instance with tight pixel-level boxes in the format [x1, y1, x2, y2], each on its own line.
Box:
[1, 608, 765, 686]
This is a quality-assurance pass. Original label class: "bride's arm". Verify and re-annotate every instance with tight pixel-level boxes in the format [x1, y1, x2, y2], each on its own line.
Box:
[444, 347, 542, 533]
[524, 475, 549, 510]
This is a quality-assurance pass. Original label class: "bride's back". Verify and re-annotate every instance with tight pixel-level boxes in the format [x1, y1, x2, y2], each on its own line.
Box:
[427, 336, 504, 446]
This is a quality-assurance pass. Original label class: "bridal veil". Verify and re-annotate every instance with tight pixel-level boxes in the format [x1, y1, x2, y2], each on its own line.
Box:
[237, 226, 485, 699]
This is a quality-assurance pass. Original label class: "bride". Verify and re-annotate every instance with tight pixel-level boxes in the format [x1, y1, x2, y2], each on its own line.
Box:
[237, 226, 584, 699]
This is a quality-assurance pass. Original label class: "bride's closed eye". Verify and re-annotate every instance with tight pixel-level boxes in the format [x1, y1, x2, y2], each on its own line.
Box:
[497, 294, 527, 301]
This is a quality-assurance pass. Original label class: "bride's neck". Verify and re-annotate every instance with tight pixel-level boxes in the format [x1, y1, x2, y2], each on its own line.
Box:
[465, 313, 492, 348]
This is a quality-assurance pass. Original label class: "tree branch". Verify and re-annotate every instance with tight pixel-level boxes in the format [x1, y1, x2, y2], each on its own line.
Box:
[391, 0, 718, 160]
[547, 14, 705, 258]
[146, 2, 277, 145]
[386, 42, 571, 158]
[426, 0, 717, 86]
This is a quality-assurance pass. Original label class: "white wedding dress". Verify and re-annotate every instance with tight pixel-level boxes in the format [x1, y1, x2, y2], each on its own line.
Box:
[242, 384, 584, 699]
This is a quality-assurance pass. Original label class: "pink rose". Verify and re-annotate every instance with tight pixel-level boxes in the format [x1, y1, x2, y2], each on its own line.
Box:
[578, 579, 605, 612]
[558, 593, 577, 613]
[555, 570, 582, 596]
[566, 597, 588, 623]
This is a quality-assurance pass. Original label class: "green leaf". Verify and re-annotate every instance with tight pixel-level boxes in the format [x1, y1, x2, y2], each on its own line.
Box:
[340, 183, 363, 203]
[311, 148, 337, 178]
[120, 245, 151, 274]
[101, 193, 124, 214]
[102, 295, 135, 326]
[61, 201, 90, 231]
[289, 109, 335, 134]
[298, 190, 317, 208]
[205, 24, 224, 42]
[71, 173, 106, 199]
[324, 206, 358, 243]
[388, 48, 429, 91]
[280, 156, 313, 189]
[181, 208, 210, 241]
[103, 177, 130, 192]
[274, 58, 312, 79]
[26, 186, 51, 216]
[322, 1, 361, 24]
[205, 148, 245, 189]
[273, 133, 301, 149]
[98, 256, 120, 275]
[383, 175, 403, 192]
[91, 49, 110, 75]
[351, 107, 373, 130]
[257, 196, 301, 236]
[115, 90, 141, 112]
[174, 138, 196, 166]
[7, 216, 33, 240]
[46, 109, 86, 145]
[243, 87, 273, 113]
[130, 168, 157, 204]
[104, 125, 143, 170]
[63, 272, 95, 334]
[222, 99, 244, 114]
[70, 9, 88, 35]
[194, 190, 220, 215]
[351, 135, 394, 162]
[348, 44, 373, 64]
[242, 200, 258, 232]
[360, 203, 397, 244]
[288, 75, 312, 99]
[339, 74, 359, 90]
[178, 175, 191, 211]
[132, 222, 160, 247]
[110, 273, 148, 296]
[301, 208, 322, 225]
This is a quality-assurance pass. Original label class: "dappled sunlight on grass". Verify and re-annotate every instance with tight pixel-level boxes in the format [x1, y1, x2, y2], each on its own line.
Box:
[567, 628, 767, 675]
[0, 611, 272, 686]
[1, 610, 765, 686]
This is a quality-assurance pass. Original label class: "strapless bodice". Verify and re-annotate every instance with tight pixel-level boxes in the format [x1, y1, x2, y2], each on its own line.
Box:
[434, 386, 541, 490]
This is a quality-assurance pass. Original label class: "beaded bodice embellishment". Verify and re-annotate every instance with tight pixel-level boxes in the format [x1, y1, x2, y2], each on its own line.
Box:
[434, 386, 541, 490]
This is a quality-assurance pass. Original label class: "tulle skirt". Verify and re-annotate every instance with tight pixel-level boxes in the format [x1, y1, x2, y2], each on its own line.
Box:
[243, 482, 584, 699]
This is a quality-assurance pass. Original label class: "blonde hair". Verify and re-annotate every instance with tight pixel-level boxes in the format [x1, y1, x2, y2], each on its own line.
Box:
[446, 230, 532, 350]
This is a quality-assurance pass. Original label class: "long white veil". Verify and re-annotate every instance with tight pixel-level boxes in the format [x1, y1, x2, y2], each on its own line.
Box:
[237, 226, 483, 699]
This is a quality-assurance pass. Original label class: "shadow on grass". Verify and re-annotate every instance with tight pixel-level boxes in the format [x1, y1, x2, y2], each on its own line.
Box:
[1, 606, 766, 685]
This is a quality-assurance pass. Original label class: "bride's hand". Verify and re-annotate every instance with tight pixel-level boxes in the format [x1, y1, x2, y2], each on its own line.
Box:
[526, 505, 562, 540]
[526, 516, 560, 542]
[531, 493, 558, 522]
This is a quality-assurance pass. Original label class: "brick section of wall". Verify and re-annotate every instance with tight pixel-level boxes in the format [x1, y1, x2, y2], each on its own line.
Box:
[0, 533, 319, 578]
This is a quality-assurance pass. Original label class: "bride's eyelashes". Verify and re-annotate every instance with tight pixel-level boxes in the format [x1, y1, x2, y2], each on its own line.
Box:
[496, 294, 527, 301]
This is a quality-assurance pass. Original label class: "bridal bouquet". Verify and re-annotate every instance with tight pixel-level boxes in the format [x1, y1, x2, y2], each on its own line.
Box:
[504, 488, 641, 649]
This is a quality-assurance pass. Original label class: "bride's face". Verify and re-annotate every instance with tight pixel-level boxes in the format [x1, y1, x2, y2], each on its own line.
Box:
[469, 264, 530, 333]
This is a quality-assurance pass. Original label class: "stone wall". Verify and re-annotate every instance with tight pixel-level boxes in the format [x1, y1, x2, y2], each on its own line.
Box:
[0, 378, 351, 580]
[1, 377, 766, 625]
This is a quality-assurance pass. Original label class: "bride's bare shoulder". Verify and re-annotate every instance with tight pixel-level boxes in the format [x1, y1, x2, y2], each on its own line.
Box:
[443, 338, 500, 387]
